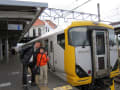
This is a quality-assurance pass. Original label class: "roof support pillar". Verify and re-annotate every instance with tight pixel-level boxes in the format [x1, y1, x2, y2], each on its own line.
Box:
[0, 39, 3, 62]
[5, 39, 9, 63]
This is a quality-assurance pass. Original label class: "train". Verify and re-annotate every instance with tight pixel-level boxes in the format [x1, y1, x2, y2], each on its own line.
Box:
[23, 21, 120, 90]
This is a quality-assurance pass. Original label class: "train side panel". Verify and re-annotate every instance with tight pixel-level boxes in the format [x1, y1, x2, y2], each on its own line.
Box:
[47, 33, 67, 80]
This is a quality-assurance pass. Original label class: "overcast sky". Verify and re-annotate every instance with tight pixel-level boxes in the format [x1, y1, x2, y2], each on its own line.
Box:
[18, 0, 120, 22]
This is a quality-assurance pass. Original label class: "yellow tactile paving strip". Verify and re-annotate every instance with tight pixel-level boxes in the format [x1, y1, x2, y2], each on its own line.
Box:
[53, 85, 73, 90]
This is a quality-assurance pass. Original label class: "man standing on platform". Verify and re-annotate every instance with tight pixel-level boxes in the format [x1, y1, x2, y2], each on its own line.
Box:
[20, 42, 41, 90]
[29, 42, 41, 86]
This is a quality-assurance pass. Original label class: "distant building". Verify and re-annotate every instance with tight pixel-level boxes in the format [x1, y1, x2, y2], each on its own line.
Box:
[110, 22, 120, 28]
[110, 22, 120, 33]
[24, 19, 57, 38]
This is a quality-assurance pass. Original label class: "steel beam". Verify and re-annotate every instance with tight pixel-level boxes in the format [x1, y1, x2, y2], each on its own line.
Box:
[40, 8, 98, 24]
[0, 11, 35, 19]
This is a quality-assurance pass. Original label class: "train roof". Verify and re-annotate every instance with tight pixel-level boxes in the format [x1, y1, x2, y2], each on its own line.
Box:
[24, 21, 114, 46]
[71, 21, 114, 29]
[23, 22, 71, 45]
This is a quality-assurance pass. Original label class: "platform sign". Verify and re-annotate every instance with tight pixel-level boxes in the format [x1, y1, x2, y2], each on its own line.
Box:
[8, 24, 23, 30]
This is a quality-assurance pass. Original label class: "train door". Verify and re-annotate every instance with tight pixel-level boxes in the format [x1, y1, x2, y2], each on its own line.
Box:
[92, 30, 110, 78]
[49, 41, 55, 71]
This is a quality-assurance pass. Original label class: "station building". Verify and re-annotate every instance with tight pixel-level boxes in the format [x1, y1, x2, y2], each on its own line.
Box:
[110, 21, 120, 33]
[24, 19, 57, 38]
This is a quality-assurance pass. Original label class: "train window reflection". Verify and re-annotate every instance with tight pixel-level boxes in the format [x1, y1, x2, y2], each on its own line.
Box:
[50, 41, 53, 52]
[109, 29, 116, 47]
[57, 33, 65, 49]
[69, 27, 89, 46]
[96, 32, 105, 55]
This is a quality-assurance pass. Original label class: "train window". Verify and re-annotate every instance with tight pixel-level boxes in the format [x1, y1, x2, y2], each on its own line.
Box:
[45, 40, 48, 50]
[50, 41, 53, 52]
[109, 29, 116, 47]
[69, 27, 89, 46]
[96, 32, 105, 55]
[57, 33, 65, 49]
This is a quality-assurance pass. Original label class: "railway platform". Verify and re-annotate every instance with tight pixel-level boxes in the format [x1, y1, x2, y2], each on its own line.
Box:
[0, 54, 79, 90]
[0, 54, 120, 90]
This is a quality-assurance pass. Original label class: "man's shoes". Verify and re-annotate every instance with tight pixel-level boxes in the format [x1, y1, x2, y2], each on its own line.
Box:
[23, 85, 28, 90]
[31, 82, 37, 86]
[44, 83, 48, 86]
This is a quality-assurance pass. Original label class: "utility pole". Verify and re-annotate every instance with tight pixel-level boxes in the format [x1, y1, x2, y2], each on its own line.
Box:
[97, 3, 101, 22]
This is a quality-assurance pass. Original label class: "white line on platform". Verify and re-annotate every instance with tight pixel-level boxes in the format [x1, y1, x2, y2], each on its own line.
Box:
[0, 82, 11, 88]
[11, 71, 20, 75]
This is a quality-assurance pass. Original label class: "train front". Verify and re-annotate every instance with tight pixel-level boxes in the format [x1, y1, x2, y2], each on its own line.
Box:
[64, 21, 119, 89]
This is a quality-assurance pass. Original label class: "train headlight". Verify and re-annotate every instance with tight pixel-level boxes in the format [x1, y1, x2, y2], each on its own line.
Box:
[76, 65, 89, 78]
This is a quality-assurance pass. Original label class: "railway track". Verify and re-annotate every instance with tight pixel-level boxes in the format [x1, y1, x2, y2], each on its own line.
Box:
[114, 76, 120, 84]
[114, 76, 120, 90]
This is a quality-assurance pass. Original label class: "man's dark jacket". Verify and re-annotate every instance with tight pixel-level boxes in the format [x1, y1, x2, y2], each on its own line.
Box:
[32, 47, 40, 67]
[20, 45, 40, 66]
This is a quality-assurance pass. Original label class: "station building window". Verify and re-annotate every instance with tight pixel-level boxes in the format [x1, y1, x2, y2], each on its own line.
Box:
[33, 28, 36, 37]
[46, 27, 48, 32]
[48, 28, 49, 32]
[38, 28, 41, 36]
[57, 33, 65, 49]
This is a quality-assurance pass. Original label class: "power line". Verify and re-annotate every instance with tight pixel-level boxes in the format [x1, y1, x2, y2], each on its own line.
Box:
[71, 0, 92, 11]
[64, 0, 92, 17]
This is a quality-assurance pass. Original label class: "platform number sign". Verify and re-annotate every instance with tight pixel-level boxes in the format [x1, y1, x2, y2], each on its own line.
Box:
[17, 25, 20, 30]
[8, 24, 23, 30]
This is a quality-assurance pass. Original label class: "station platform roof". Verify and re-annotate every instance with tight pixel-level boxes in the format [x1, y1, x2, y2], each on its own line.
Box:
[0, 0, 48, 46]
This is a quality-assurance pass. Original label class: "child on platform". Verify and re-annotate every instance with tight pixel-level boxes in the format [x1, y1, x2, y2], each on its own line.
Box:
[37, 47, 49, 85]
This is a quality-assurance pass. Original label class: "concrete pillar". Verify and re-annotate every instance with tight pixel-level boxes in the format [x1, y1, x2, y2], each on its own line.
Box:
[0, 39, 3, 61]
[5, 39, 9, 63]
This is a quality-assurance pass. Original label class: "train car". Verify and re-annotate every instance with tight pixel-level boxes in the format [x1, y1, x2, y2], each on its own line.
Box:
[25, 21, 119, 90]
